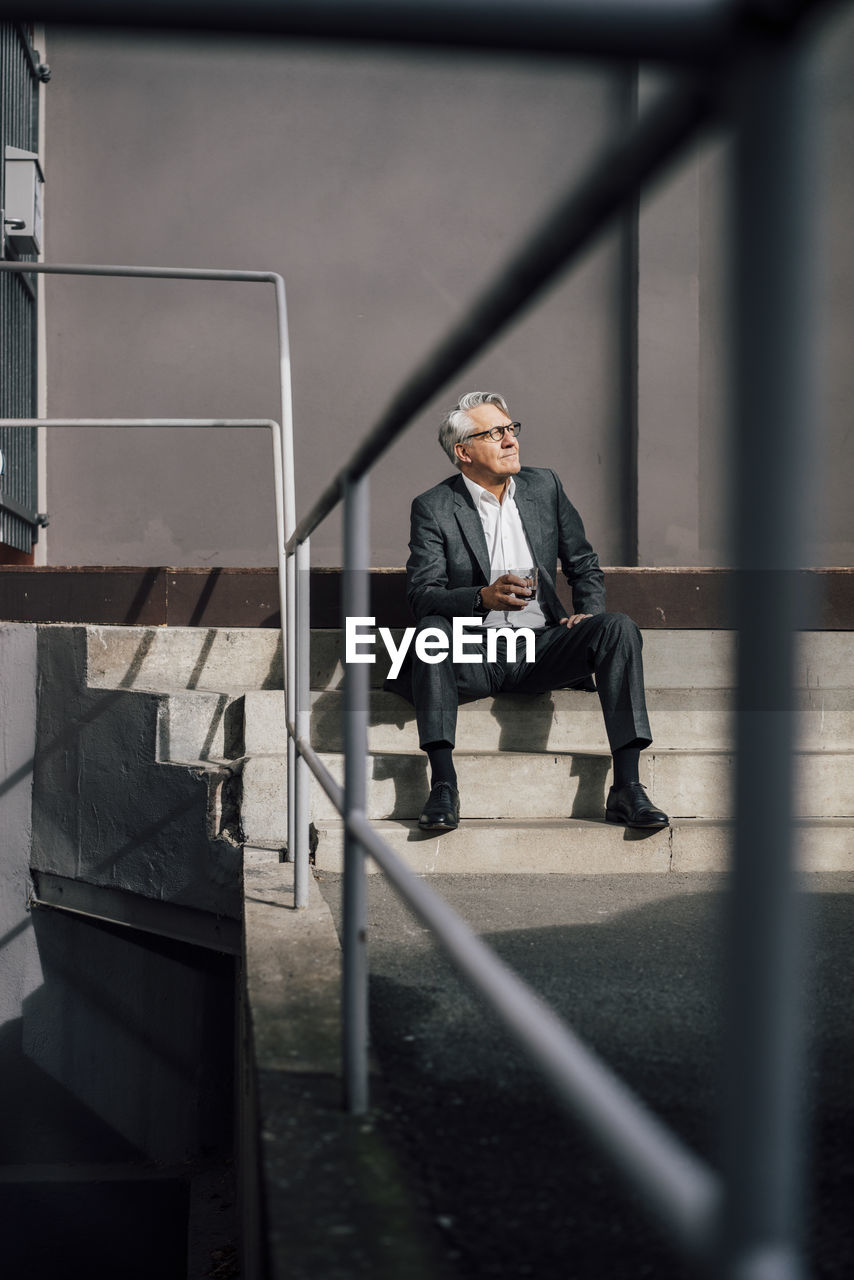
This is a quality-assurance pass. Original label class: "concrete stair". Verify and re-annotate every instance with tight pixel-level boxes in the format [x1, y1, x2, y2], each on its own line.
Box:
[84, 626, 854, 874]
[239, 744, 853, 823]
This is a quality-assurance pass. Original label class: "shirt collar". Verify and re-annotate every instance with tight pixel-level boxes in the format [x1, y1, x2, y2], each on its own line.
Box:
[461, 472, 516, 508]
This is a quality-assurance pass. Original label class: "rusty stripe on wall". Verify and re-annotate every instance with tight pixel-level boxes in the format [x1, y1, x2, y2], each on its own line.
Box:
[0, 566, 851, 628]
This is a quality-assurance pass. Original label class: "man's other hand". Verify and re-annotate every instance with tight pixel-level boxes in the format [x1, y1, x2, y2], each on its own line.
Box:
[481, 573, 533, 612]
[559, 613, 592, 628]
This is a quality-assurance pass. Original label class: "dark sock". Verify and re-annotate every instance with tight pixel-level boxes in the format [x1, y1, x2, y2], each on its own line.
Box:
[612, 745, 640, 790]
[425, 742, 457, 790]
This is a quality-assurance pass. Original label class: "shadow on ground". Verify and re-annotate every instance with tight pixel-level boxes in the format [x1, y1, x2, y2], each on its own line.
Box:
[319, 872, 854, 1280]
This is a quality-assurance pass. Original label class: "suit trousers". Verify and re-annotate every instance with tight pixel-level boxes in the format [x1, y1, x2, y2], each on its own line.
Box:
[411, 612, 652, 754]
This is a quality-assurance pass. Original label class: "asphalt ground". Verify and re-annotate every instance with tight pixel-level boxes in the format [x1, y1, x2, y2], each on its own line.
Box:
[317, 871, 854, 1280]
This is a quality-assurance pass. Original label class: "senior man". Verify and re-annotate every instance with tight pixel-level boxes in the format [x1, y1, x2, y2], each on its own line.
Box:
[388, 390, 668, 833]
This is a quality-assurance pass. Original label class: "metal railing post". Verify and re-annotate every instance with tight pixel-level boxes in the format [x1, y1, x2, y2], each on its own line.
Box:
[0, 258, 302, 899]
[271, 273, 299, 887]
[268, 417, 294, 877]
[723, 31, 817, 1280]
[341, 471, 371, 1114]
[285, 543, 297, 866]
[293, 535, 312, 907]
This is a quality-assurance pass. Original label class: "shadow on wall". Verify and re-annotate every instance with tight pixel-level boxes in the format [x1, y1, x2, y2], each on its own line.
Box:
[0, 905, 236, 1278]
[0, 1004, 189, 1280]
[0, 860, 236, 1269]
[22, 908, 235, 1164]
[0, 926, 239, 1274]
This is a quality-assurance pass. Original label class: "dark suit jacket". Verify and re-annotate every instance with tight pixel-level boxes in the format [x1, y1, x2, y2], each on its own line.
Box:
[405, 466, 606, 625]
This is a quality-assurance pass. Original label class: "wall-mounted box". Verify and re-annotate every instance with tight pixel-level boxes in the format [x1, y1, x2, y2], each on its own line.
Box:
[4, 146, 44, 255]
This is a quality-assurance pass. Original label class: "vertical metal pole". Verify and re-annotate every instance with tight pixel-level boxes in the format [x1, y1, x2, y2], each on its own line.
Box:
[283, 544, 297, 871]
[287, 701, 297, 865]
[618, 63, 640, 566]
[724, 33, 817, 1280]
[267, 420, 294, 880]
[342, 472, 370, 1114]
[293, 535, 312, 908]
[271, 275, 299, 881]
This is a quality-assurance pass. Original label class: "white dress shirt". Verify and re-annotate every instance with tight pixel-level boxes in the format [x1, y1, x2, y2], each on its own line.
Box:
[461, 473, 547, 630]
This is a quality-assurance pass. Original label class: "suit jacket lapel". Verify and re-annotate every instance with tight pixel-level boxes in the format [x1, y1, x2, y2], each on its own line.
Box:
[452, 477, 491, 584]
[512, 472, 545, 565]
[513, 472, 562, 622]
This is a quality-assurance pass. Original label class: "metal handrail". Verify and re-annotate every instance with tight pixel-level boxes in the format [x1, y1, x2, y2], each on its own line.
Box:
[0, 257, 308, 898]
[0, 0, 814, 62]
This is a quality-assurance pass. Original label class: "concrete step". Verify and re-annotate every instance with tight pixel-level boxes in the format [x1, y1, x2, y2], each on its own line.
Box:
[241, 686, 854, 755]
[309, 817, 854, 874]
[77, 624, 853, 878]
[238, 747, 854, 845]
[155, 691, 243, 763]
[86, 626, 852, 694]
[88, 626, 282, 692]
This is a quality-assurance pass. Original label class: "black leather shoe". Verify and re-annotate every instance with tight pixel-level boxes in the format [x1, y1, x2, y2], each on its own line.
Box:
[418, 781, 460, 831]
[605, 782, 669, 829]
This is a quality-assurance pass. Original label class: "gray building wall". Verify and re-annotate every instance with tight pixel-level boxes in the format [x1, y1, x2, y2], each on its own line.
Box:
[38, 19, 853, 569]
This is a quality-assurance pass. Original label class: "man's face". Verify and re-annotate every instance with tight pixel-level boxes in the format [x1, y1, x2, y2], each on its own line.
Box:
[454, 402, 521, 490]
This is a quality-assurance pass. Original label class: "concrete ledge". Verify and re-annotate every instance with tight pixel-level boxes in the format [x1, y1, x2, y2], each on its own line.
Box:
[31, 870, 242, 953]
[241, 849, 442, 1280]
[310, 817, 854, 874]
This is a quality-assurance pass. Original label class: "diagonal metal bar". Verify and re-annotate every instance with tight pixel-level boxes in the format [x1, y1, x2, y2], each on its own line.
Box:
[347, 808, 722, 1262]
[290, 733, 345, 814]
[0, 1, 831, 63]
[0, 1, 734, 61]
[289, 693, 724, 1256]
[287, 76, 715, 552]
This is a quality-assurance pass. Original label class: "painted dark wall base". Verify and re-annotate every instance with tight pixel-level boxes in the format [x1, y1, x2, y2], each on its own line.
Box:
[0, 566, 852, 628]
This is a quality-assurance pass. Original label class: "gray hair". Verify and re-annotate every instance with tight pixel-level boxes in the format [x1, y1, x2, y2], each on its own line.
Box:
[438, 391, 511, 468]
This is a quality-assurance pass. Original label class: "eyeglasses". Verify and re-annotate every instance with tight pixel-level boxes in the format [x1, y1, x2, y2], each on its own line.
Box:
[462, 421, 522, 443]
